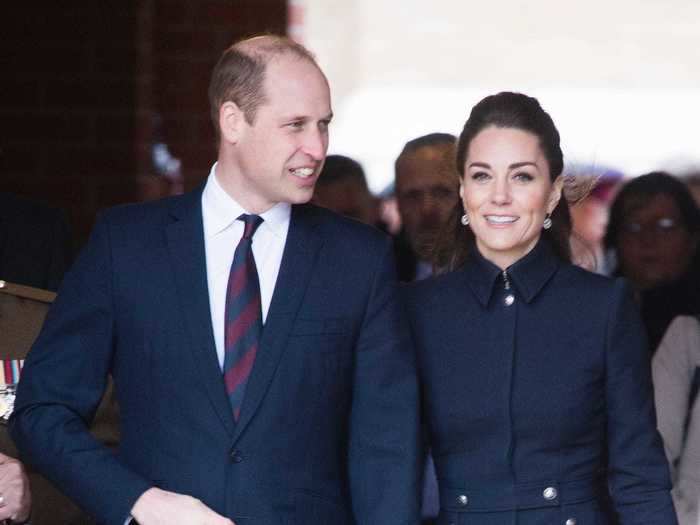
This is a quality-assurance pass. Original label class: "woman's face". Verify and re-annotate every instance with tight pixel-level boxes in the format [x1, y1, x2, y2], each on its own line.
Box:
[460, 126, 562, 269]
[617, 193, 698, 290]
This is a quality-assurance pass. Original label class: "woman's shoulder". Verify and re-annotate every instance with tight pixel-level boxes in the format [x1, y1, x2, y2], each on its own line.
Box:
[556, 262, 630, 298]
[401, 269, 468, 312]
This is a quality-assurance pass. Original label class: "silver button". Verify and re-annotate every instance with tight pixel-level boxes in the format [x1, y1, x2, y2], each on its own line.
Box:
[565, 519, 577, 525]
[456, 494, 468, 506]
[543, 486, 557, 500]
[504, 294, 515, 306]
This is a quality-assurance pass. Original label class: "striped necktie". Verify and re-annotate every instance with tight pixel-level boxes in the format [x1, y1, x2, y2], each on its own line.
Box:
[223, 213, 263, 421]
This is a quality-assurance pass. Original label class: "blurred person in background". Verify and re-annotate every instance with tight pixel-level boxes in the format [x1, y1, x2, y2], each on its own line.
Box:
[653, 315, 700, 525]
[394, 133, 460, 281]
[681, 171, 700, 206]
[393, 133, 460, 524]
[569, 167, 622, 274]
[312, 154, 382, 226]
[604, 172, 700, 351]
[0, 193, 73, 292]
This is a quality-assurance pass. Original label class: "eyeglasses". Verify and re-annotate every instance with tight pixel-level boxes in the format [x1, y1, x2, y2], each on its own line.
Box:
[620, 217, 683, 236]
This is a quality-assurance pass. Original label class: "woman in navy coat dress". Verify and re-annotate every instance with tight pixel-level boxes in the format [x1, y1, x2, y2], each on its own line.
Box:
[405, 92, 677, 525]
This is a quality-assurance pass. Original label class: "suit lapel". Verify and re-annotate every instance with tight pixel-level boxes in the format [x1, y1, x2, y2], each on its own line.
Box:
[165, 189, 235, 438]
[232, 204, 323, 444]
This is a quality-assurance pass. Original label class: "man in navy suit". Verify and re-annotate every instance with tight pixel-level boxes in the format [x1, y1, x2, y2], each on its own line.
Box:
[11, 35, 420, 525]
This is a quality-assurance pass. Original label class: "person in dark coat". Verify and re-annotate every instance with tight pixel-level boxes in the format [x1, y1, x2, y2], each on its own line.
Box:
[0, 193, 73, 292]
[10, 36, 419, 525]
[404, 92, 677, 525]
[604, 172, 700, 352]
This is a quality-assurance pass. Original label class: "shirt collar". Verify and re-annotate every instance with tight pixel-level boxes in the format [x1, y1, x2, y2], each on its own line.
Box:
[202, 163, 291, 239]
[462, 238, 561, 306]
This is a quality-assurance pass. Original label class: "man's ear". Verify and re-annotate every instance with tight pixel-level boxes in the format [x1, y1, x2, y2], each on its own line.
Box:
[219, 101, 245, 144]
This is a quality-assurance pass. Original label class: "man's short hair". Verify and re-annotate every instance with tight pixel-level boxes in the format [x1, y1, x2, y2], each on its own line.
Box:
[395, 133, 457, 180]
[208, 35, 319, 133]
[318, 155, 369, 191]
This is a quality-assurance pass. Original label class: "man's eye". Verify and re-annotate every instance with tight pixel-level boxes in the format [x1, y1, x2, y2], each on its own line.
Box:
[432, 187, 455, 200]
[288, 121, 304, 130]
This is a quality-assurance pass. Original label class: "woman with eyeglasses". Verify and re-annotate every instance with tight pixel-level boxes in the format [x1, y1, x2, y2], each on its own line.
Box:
[604, 172, 700, 351]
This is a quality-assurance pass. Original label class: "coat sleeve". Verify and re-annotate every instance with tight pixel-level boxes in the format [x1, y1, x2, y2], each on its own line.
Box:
[9, 214, 152, 525]
[652, 316, 700, 479]
[605, 279, 678, 524]
[347, 239, 421, 525]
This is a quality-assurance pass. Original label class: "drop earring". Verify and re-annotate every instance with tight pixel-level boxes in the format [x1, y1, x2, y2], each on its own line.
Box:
[543, 214, 552, 230]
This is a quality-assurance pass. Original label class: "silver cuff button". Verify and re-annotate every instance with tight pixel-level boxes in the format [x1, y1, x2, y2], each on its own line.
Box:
[457, 494, 468, 506]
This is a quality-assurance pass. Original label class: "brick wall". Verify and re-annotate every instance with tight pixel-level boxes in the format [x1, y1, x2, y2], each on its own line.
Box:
[1, 2, 287, 249]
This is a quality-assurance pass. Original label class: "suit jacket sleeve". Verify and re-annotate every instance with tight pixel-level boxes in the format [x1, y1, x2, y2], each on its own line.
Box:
[347, 239, 421, 525]
[10, 214, 152, 525]
[605, 279, 678, 524]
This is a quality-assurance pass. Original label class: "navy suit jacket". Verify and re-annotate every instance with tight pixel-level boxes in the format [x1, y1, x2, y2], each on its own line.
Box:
[405, 240, 676, 525]
[11, 189, 420, 525]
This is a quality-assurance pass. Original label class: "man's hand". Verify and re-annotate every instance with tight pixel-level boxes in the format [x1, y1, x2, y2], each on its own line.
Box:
[0, 452, 31, 524]
[131, 487, 235, 525]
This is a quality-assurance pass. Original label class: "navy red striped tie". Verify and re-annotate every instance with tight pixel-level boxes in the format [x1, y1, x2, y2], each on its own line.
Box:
[224, 214, 263, 421]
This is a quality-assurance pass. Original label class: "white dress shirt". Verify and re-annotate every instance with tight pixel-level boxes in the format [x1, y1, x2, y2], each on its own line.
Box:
[201, 163, 290, 369]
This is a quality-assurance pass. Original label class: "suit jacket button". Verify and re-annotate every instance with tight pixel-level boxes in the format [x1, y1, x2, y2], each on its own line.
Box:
[565, 519, 577, 525]
[456, 494, 468, 506]
[230, 449, 243, 463]
[542, 486, 557, 500]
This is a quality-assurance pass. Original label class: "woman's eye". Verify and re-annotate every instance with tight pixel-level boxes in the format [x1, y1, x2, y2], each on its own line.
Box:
[471, 171, 490, 181]
[513, 172, 534, 182]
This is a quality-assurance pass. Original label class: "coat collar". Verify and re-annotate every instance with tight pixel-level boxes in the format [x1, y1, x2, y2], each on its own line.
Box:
[462, 239, 561, 307]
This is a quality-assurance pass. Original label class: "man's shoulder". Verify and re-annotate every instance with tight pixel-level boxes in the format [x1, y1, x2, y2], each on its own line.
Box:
[99, 190, 199, 229]
[293, 203, 389, 246]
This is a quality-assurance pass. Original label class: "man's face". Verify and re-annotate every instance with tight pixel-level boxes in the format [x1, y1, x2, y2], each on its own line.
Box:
[395, 145, 460, 260]
[313, 178, 377, 225]
[231, 54, 333, 213]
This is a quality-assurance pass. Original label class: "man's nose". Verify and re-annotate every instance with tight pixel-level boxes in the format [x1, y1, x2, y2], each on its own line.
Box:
[301, 129, 327, 160]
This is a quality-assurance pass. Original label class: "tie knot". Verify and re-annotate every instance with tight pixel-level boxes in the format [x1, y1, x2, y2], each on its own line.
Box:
[238, 214, 263, 240]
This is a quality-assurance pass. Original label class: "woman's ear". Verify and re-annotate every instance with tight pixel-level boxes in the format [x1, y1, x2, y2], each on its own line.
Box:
[547, 176, 565, 214]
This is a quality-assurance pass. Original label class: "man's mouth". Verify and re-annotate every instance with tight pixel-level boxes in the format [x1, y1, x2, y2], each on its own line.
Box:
[290, 167, 314, 179]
